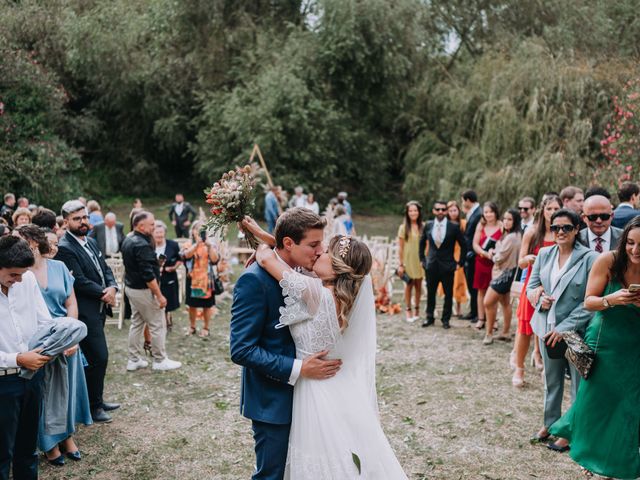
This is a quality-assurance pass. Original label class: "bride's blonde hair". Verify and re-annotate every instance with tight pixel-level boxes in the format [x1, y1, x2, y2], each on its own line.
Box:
[328, 236, 372, 330]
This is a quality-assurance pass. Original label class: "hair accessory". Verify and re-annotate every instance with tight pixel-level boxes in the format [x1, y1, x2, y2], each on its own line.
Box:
[338, 236, 352, 259]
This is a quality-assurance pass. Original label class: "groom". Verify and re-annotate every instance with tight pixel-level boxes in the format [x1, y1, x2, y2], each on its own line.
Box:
[230, 208, 342, 480]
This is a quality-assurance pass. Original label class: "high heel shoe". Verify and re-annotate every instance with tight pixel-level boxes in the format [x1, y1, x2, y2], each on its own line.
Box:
[533, 353, 544, 371]
[512, 367, 525, 388]
[65, 450, 82, 461]
[473, 320, 486, 331]
[44, 452, 65, 466]
[509, 350, 516, 370]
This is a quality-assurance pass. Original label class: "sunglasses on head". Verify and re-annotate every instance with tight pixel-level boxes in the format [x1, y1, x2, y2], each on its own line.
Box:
[550, 224, 575, 233]
[585, 213, 611, 222]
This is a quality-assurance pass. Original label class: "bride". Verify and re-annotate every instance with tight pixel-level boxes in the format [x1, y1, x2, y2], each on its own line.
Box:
[254, 232, 408, 479]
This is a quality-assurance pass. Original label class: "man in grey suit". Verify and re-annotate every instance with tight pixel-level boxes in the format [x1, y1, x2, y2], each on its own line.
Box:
[612, 181, 640, 229]
[577, 195, 622, 253]
[89, 212, 125, 258]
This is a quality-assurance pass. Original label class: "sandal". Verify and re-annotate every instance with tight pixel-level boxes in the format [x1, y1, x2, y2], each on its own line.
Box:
[199, 328, 210, 338]
[473, 320, 486, 331]
[512, 367, 525, 388]
[185, 326, 196, 336]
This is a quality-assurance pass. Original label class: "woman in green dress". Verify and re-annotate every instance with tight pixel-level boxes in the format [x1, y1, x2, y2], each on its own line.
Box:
[397, 201, 425, 322]
[549, 217, 640, 479]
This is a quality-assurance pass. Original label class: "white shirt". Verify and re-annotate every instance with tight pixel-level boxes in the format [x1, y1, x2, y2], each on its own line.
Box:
[273, 249, 303, 386]
[175, 202, 184, 217]
[521, 218, 534, 231]
[0, 271, 53, 369]
[155, 242, 167, 257]
[431, 217, 448, 245]
[105, 225, 119, 256]
[304, 201, 320, 215]
[290, 194, 307, 209]
[547, 251, 571, 328]
[587, 228, 613, 252]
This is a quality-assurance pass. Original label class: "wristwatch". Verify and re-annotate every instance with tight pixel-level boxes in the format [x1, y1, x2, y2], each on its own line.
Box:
[602, 296, 610, 308]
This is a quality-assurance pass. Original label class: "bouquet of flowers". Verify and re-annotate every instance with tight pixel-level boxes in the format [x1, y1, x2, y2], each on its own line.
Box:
[205, 164, 261, 249]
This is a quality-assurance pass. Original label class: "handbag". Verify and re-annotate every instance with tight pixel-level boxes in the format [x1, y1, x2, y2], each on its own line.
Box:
[489, 267, 517, 295]
[208, 265, 224, 296]
[560, 324, 603, 379]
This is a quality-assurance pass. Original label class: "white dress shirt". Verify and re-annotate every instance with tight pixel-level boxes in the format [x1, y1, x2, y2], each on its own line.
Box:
[0, 271, 53, 369]
[587, 228, 613, 252]
[273, 249, 303, 386]
[431, 218, 448, 246]
[105, 225, 119, 256]
[547, 251, 570, 328]
[174, 202, 184, 217]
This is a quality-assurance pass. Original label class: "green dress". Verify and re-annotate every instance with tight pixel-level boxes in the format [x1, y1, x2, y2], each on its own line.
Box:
[549, 280, 640, 479]
[397, 224, 424, 280]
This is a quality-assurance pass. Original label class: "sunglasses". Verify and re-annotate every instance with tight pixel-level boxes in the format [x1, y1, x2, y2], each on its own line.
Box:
[434, 208, 447, 212]
[585, 213, 611, 222]
[518, 207, 530, 212]
[550, 224, 576, 233]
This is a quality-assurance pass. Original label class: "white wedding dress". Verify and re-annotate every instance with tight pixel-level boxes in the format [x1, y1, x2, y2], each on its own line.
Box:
[277, 271, 408, 479]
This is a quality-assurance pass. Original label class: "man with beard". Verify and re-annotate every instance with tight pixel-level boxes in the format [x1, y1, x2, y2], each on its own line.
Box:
[55, 200, 120, 423]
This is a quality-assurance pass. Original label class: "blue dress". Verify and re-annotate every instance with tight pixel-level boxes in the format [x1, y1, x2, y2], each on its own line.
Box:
[38, 259, 93, 452]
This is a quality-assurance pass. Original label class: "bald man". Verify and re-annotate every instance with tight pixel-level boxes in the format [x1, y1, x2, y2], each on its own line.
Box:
[578, 195, 623, 252]
[89, 212, 125, 258]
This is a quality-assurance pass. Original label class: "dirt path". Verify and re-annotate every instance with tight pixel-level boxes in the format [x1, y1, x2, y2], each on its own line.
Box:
[41, 299, 582, 479]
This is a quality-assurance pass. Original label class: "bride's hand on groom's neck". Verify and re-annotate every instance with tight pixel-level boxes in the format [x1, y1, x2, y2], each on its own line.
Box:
[300, 350, 342, 380]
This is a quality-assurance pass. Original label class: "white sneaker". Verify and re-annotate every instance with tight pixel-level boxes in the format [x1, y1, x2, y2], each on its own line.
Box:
[152, 358, 182, 371]
[127, 358, 149, 371]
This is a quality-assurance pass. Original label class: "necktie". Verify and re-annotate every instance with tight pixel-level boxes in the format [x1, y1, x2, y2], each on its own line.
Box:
[435, 223, 443, 248]
[84, 243, 106, 286]
[594, 236, 604, 253]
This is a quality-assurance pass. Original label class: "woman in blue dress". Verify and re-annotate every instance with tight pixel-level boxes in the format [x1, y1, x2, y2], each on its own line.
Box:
[15, 225, 93, 466]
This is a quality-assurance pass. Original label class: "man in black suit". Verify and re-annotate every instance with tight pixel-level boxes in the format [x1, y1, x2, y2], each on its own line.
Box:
[55, 200, 120, 423]
[461, 190, 481, 322]
[419, 200, 467, 329]
[613, 181, 640, 229]
[89, 212, 125, 258]
[168, 193, 197, 238]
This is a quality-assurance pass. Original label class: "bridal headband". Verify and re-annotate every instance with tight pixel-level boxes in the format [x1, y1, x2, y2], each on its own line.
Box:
[338, 236, 352, 259]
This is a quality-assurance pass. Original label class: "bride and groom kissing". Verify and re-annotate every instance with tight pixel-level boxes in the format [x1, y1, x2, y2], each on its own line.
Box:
[230, 208, 407, 479]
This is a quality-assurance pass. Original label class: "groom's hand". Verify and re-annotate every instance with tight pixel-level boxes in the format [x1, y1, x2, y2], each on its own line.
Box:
[300, 350, 342, 380]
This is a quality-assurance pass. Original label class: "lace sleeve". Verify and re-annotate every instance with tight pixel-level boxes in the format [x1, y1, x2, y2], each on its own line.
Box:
[276, 270, 325, 329]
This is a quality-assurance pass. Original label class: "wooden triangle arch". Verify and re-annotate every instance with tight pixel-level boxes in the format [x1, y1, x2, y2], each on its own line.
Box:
[248, 144, 274, 188]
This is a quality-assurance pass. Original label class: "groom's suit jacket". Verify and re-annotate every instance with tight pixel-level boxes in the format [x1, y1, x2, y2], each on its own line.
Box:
[230, 262, 296, 425]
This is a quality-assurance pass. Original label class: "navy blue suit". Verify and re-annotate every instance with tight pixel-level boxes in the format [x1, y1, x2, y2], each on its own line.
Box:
[612, 204, 640, 229]
[230, 263, 296, 480]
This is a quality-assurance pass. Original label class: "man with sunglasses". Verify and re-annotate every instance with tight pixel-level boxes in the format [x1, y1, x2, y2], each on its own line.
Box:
[518, 197, 536, 231]
[578, 195, 622, 253]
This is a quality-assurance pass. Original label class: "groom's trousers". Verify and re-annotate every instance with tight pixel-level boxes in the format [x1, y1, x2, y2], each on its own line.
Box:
[252, 420, 290, 480]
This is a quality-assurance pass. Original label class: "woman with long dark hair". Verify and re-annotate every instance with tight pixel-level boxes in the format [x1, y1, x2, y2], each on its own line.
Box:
[548, 217, 640, 478]
[512, 195, 560, 387]
[482, 208, 522, 345]
[397, 201, 425, 322]
[443, 201, 468, 316]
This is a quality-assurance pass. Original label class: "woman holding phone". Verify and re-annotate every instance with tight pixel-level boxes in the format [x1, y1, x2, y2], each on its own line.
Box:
[548, 216, 640, 479]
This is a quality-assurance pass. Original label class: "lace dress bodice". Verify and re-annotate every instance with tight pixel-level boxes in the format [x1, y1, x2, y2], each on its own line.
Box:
[276, 271, 341, 359]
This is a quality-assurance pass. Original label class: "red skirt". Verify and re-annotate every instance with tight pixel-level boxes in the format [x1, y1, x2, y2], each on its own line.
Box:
[516, 268, 535, 336]
[473, 255, 494, 290]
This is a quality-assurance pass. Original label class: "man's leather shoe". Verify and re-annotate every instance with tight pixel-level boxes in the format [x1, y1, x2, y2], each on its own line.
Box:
[102, 402, 120, 412]
[461, 313, 476, 321]
[442, 321, 451, 329]
[91, 408, 112, 423]
[422, 318, 435, 328]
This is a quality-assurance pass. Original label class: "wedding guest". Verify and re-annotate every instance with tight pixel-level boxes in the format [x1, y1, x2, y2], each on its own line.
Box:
[337, 191, 352, 216]
[331, 205, 349, 237]
[123, 212, 181, 371]
[461, 190, 481, 321]
[12, 207, 32, 227]
[0, 235, 52, 480]
[560, 186, 584, 215]
[132, 198, 142, 209]
[288, 186, 307, 209]
[419, 200, 466, 329]
[55, 216, 65, 239]
[152, 221, 181, 331]
[512, 195, 560, 386]
[15, 225, 92, 466]
[397, 201, 425, 322]
[472, 202, 502, 330]
[304, 193, 320, 215]
[578, 195, 622, 252]
[584, 185, 611, 200]
[56, 200, 120, 423]
[129, 207, 143, 231]
[527, 208, 597, 452]
[181, 221, 219, 338]
[444, 201, 468, 317]
[0, 193, 15, 217]
[86, 200, 103, 227]
[31, 208, 57, 231]
[549, 216, 640, 479]
[168, 193, 197, 238]
[483, 209, 522, 344]
[264, 186, 281, 234]
[89, 212, 125, 258]
[518, 196, 536, 231]
[17, 197, 29, 209]
[612, 181, 640, 228]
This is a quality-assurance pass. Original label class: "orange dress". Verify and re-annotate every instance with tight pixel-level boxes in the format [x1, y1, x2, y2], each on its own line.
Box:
[516, 240, 555, 335]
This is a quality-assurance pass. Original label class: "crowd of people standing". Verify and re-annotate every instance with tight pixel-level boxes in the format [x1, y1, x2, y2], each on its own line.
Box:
[397, 182, 640, 479]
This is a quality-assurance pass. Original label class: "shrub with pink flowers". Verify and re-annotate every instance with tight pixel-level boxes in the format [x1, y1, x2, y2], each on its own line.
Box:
[598, 79, 640, 188]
